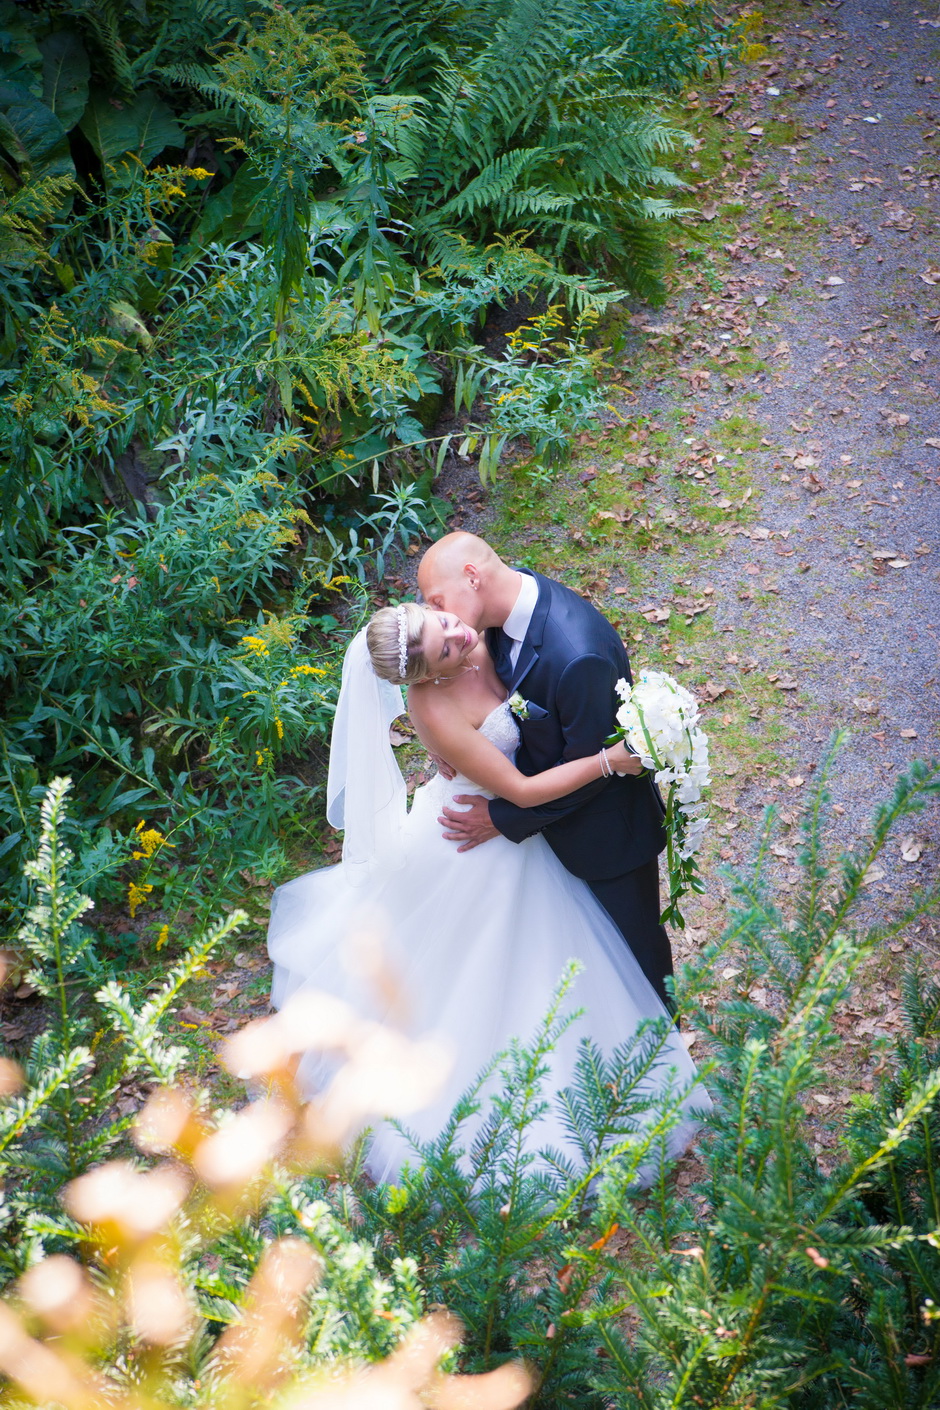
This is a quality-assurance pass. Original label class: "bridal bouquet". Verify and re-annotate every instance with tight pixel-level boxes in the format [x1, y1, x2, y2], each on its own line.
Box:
[612, 670, 711, 929]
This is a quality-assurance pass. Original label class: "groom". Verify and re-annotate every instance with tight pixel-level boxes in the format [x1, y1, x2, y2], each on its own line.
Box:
[417, 532, 674, 1008]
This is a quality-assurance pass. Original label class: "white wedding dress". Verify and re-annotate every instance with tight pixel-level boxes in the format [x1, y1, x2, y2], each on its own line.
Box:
[268, 684, 710, 1184]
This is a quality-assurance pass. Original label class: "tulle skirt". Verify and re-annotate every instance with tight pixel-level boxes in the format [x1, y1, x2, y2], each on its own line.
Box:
[268, 773, 710, 1182]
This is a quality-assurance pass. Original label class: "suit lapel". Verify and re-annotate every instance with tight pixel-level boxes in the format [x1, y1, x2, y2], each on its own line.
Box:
[507, 572, 550, 694]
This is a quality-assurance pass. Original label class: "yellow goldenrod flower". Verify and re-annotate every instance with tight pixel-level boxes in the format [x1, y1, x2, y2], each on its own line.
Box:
[240, 635, 270, 656]
[156, 924, 170, 950]
[128, 881, 154, 918]
[132, 823, 174, 859]
[275, 717, 284, 739]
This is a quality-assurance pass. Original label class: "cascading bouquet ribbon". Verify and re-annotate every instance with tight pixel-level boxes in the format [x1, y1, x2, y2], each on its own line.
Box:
[611, 670, 711, 929]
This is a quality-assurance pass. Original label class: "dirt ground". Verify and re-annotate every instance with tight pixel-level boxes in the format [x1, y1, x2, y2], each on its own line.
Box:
[405, 0, 940, 1105]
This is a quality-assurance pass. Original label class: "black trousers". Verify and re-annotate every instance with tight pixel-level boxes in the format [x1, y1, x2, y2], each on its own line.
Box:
[586, 857, 675, 1011]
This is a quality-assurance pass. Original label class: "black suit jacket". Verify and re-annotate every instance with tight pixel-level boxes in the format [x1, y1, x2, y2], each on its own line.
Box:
[487, 570, 666, 880]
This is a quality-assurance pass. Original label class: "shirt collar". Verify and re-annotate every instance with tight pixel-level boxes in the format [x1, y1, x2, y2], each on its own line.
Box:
[502, 571, 539, 644]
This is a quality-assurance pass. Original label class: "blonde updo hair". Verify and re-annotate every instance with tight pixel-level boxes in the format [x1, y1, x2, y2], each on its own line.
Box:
[366, 602, 431, 685]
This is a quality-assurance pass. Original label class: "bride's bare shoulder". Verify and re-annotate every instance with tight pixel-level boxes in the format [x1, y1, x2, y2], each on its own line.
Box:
[407, 679, 446, 719]
[407, 680, 472, 733]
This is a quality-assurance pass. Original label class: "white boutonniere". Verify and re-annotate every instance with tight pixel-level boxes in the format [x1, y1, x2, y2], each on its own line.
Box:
[508, 692, 530, 721]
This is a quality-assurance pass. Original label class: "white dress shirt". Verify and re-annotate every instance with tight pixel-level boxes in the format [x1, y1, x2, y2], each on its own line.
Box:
[502, 571, 539, 672]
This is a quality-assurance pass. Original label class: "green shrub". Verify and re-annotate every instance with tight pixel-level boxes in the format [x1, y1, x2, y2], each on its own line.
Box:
[589, 745, 940, 1409]
[0, 448, 349, 922]
[0, 778, 246, 1283]
[0, 0, 738, 931]
[3, 757, 940, 1406]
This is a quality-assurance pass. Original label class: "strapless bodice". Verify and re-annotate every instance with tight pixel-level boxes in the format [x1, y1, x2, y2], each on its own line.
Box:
[477, 700, 520, 757]
[432, 699, 519, 801]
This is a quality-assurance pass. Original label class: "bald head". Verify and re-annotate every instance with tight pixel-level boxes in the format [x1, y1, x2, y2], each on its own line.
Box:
[417, 532, 521, 630]
[420, 532, 499, 580]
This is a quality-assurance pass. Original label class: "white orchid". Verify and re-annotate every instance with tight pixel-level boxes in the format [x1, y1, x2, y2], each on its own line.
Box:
[612, 671, 711, 927]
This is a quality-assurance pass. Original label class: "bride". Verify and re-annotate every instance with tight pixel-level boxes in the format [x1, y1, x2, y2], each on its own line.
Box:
[267, 601, 709, 1181]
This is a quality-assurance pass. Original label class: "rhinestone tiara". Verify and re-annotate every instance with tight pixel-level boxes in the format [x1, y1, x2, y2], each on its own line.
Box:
[397, 603, 409, 681]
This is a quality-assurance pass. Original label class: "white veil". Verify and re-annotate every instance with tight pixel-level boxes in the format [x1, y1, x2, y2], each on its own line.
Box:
[326, 628, 408, 885]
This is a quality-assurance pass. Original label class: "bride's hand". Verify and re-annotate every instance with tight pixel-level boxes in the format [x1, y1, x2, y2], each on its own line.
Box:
[427, 749, 457, 781]
[606, 740, 644, 777]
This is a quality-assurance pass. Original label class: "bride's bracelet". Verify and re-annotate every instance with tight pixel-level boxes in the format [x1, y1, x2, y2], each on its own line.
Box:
[598, 747, 612, 778]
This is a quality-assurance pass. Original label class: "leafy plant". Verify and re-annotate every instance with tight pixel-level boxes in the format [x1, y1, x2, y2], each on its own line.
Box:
[449, 305, 608, 478]
[0, 777, 246, 1281]
[4, 758, 940, 1409]
[588, 744, 940, 1408]
[0, 0, 738, 1049]
[328, 0, 723, 293]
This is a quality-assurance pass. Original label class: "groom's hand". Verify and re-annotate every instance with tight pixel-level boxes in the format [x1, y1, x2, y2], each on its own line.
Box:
[438, 796, 500, 851]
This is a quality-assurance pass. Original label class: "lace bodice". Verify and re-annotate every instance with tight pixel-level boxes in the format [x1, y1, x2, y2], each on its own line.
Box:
[433, 699, 519, 800]
[478, 699, 520, 758]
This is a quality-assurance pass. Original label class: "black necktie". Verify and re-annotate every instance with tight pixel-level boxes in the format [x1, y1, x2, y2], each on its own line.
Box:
[489, 627, 514, 687]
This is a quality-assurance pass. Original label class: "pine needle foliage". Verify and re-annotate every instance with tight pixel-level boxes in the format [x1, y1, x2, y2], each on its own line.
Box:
[586, 743, 940, 1409]
[3, 759, 940, 1409]
[330, 966, 706, 1407]
[0, 778, 246, 1282]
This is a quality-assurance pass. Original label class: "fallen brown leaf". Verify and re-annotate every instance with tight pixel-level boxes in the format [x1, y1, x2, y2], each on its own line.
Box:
[901, 835, 925, 863]
[176, 1005, 210, 1026]
[239, 869, 271, 888]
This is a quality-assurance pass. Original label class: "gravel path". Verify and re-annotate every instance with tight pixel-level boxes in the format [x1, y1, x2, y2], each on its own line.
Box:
[421, 0, 939, 1032]
[645, 0, 940, 927]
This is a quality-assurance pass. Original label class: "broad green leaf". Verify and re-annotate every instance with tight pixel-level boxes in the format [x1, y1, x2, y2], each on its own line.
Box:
[191, 160, 266, 246]
[80, 88, 183, 168]
[108, 299, 152, 348]
[133, 92, 183, 165]
[0, 79, 72, 176]
[0, 0, 42, 85]
[40, 31, 89, 131]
